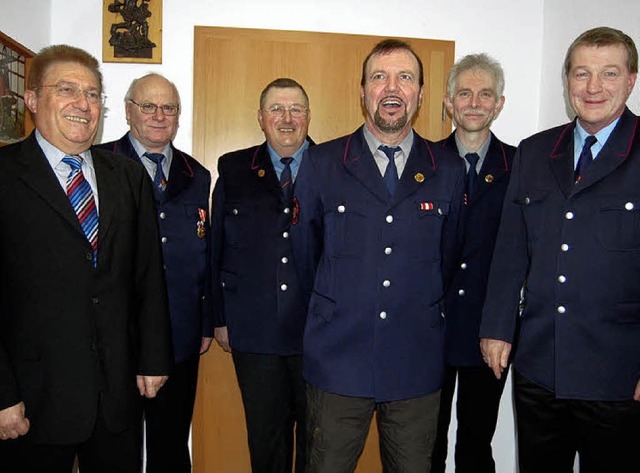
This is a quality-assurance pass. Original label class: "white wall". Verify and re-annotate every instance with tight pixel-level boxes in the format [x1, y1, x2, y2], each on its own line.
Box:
[3, 1, 638, 471]
[540, 0, 640, 130]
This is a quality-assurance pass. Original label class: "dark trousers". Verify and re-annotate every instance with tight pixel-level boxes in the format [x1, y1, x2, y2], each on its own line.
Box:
[143, 354, 200, 473]
[306, 384, 440, 473]
[232, 352, 306, 473]
[431, 364, 508, 473]
[514, 369, 640, 473]
[0, 407, 141, 473]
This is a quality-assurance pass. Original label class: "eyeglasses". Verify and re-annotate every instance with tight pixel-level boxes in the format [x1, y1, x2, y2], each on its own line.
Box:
[262, 104, 308, 118]
[129, 99, 180, 116]
[37, 82, 105, 105]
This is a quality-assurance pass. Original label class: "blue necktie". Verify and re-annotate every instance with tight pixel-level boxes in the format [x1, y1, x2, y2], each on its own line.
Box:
[280, 157, 294, 203]
[575, 135, 597, 183]
[379, 145, 401, 196]
[144, 152, 168, 203]
[62, 155, 99, 266]
[465, 152, 480, 200]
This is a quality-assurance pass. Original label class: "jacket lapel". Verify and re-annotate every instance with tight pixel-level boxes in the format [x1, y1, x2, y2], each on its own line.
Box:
[393, 134, 437, 205]
[16, 133, 86, 237]
[473, 133, 510, 202]
[342, 126, 395, 204]
[250, 142, 282, 199]
[165, 146, 194, 201]
[573, 108, 639, 195]
[92, 146, 117, 247]
[548, 122, 576, 198]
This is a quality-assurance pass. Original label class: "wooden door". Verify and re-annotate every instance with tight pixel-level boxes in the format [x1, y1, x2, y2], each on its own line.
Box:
[192, 26, 454, 473]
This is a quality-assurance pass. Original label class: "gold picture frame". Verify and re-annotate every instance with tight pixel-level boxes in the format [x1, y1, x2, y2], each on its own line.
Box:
[102, 0, 162, 64]
[0, 31, 34, 147]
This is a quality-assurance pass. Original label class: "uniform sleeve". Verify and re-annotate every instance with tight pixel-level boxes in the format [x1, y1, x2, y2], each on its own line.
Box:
[290, 148, 324, 307]
[479, 144, 529, 343]
[134, 167, 174, 375]
[210, 163, 226, 327]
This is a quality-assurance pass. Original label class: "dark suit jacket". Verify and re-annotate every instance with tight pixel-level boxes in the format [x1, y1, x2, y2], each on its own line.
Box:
[97, 134, 213, 363]
[291, 126, 465, 402]
[480, 108, 640, 401]
[211, 141, 311, 355]
[0, 133, 172, 443]
[438, 132, 516, 366]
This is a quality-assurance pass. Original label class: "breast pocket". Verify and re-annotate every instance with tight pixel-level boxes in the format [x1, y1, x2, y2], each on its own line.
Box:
[412, 200, 450, 262]
[323, 202, 367, 257]
[597, 197, 640, 251]
[516, 189, 549, 242]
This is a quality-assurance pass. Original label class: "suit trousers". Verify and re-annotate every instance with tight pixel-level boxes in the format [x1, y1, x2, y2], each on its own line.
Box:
[431, 364, 508, 473]
[306, 384, 440, 473]
[514, 369, 640, 473]
[232, 352, 306, 473]
[143, 354, 200, 473]
[0, 405, 141, 473]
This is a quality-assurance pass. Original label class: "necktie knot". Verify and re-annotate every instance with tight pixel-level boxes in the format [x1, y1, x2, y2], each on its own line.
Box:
[379, 145, 400, 162]
[62, 155, 83, 173]
[144, 152, 165, 165]
[379, 145, 401, 196]
[465, 152, 480, 169]
[281, 157, 293, 167]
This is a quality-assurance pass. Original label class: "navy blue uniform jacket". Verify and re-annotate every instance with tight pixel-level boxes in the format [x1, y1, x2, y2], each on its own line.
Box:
[291, 127, 465, 402]
[439, 132, 515, 366]
[0, 133, 172, 443]
[211, 142, 310, 355]
[98, 134, 213, 363]
[480, 108, 640, 401]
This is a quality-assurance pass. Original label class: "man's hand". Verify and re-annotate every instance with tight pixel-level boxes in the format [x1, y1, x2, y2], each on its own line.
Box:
[200, 336, 214, 354]
[480, 338, 512, 379]
[136, 375, 169, 399]
[0, 402, 30, 440]
[634, 379, 640, 402]
[214, 326, 231, 353]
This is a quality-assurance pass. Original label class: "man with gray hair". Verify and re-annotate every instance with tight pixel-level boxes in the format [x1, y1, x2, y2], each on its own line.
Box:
[98, 73, 213, 473]
[432, 53, 516, 473]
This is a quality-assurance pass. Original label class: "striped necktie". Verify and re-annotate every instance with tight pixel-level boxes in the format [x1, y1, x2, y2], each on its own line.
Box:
[62, 155, 98, 266]
[280, 157, 294, 203]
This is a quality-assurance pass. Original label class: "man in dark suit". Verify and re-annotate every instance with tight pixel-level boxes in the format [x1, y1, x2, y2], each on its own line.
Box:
[0, 45, 172, 473]
[480, 27, 640, 472]
[212, 78, 312, 473]
[291, 39, 464, 472]
[97, 73, 213, 473]
[431, 53, 515, 473]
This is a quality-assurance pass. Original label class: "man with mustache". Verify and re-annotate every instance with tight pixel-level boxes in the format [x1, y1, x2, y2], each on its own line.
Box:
[291, 39, 465, 472]
[481, 27, 640, 471]
[431, 53, 515, 473]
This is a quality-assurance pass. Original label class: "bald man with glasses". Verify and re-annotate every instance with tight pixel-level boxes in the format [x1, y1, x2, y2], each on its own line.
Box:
[98, 72, 214, 473]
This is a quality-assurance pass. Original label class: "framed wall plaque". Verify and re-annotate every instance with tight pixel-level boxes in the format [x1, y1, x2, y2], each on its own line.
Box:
[102, 0, 162, 64]
[0, 31, 34, 147]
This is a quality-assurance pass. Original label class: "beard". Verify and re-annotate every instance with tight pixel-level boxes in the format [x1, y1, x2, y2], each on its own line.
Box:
[374, 107, 408, 134]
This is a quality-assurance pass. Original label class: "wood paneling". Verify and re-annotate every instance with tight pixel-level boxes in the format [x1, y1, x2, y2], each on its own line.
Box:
[192, 26, 454, 472]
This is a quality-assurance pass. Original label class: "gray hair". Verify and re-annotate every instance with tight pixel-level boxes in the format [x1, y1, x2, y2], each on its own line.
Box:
[446, 53, 505, 99]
